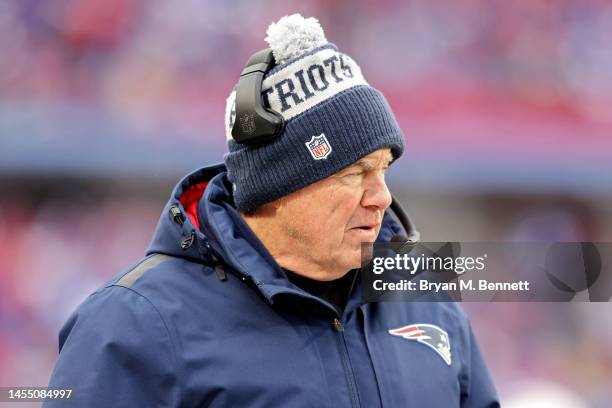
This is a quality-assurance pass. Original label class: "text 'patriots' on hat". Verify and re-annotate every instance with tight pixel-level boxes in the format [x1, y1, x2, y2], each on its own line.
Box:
[223, 13, 405, 213]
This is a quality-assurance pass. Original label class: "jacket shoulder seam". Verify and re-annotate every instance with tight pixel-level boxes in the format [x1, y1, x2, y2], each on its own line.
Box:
[115, 253, 174, 288]
[104, 284, 184, 404]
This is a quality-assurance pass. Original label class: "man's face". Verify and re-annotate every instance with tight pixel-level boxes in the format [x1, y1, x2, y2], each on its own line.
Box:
[275, 148, 394, 280]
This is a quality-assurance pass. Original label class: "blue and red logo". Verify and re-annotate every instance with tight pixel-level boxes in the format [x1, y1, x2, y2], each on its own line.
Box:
[305, 134, 332, 160]
[388, 323, 452, 366]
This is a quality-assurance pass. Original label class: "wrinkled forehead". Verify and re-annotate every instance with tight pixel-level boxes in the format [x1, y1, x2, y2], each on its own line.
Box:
[343, 148, 394, 171]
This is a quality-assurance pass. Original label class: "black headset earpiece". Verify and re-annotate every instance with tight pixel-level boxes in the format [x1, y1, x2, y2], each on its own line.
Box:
[232, 48, 285, 144]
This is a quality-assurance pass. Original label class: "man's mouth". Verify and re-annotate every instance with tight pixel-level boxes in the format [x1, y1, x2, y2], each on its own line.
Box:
[350, 224, 378, 233]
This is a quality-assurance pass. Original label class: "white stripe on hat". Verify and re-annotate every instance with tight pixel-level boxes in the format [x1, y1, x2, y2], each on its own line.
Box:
[225, 47, 368, 141]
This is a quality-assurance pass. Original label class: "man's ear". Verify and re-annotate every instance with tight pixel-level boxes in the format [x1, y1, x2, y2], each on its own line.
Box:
[243, 199, 281, 219]
[271, 197, 284, 211]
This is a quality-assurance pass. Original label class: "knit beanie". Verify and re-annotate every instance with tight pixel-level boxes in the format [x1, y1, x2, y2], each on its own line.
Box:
[224, 14, 405, 212]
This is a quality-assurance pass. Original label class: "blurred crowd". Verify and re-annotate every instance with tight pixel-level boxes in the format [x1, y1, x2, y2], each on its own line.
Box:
[0, 195, 159, 388]
[1, 1, 612, 407]
[1, 0, 611, 143]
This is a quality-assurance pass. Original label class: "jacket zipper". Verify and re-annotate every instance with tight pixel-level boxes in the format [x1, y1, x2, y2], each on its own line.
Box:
[332, 317, 361, 408]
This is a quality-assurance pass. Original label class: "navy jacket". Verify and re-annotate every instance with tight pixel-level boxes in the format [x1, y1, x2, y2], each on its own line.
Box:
[45, 165, 500, 407]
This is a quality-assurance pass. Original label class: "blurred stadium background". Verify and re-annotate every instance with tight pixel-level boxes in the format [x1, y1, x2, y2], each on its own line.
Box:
[1, 0, 611, 406]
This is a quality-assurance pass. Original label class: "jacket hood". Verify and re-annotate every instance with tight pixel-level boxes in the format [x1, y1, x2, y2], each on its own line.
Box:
[147, 164, 407, 301]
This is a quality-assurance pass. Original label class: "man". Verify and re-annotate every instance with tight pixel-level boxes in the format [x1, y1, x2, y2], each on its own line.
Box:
[45, 14, 499, 407]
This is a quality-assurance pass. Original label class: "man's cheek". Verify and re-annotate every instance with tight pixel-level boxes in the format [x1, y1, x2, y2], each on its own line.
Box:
[328, 185, 359, 209]
[338, 199, 362, 224]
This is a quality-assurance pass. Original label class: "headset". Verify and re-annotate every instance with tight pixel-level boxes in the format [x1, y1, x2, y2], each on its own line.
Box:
[232, 49, 285, 144]
[232, 48, 421, 246]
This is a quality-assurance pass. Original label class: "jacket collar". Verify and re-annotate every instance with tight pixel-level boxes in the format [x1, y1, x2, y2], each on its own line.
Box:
[147, 164, 407, 309]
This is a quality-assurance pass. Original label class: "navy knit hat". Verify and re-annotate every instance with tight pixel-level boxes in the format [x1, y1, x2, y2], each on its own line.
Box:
[224, 14, 405, 212]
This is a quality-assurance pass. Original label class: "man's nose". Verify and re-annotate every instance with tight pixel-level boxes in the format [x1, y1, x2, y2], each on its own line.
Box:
[362, 171, 392, 211]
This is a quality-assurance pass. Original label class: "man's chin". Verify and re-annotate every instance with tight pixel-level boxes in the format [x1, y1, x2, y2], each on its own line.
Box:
[341, 249, 366, 272]
[359, 241, 375, 266]
[335, 241, 373, 272]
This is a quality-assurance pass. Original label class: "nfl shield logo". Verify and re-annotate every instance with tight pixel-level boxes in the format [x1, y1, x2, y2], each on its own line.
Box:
[305, 134, 332, 160]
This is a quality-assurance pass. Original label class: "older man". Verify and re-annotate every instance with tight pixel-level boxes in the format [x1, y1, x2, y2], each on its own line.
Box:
[45, 14, 499, 408]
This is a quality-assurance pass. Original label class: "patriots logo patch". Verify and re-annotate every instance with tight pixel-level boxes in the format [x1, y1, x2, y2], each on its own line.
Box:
[305, 134, 332, 160]
[388, 323, 452, 366]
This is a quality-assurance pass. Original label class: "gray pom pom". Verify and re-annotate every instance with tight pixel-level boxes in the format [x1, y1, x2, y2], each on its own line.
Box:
[265, 14, 327, 65]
